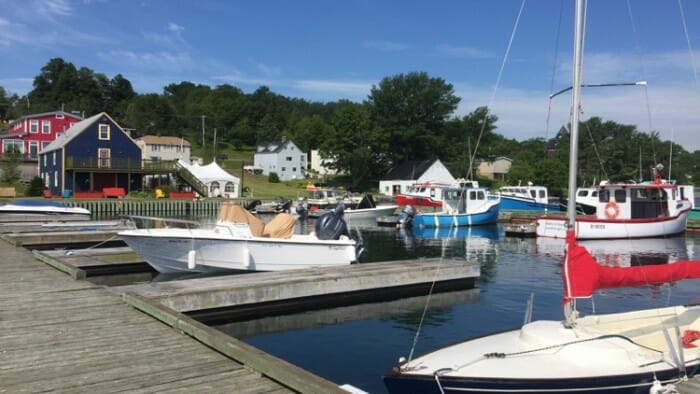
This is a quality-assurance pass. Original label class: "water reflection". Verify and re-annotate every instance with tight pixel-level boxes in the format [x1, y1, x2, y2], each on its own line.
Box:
[535, 236, 689, 266]
[218, 288, 480, 338]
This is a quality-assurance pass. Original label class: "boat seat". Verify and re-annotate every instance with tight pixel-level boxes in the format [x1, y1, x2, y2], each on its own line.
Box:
[262, 213, 296, 238]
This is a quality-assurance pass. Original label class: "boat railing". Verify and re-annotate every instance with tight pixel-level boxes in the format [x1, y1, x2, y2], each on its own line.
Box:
[121, 214, 201, 230]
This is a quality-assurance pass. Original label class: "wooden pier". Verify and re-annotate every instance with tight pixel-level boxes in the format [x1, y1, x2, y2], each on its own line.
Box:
[0, 234, 353, 393]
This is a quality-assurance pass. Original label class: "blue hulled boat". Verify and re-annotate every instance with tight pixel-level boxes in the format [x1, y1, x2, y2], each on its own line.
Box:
[411, 187, 500, 228]
[498, 184, 560, 212]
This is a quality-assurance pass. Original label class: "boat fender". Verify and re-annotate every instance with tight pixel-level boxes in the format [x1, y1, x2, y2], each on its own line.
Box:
[242, 246, 250, 268]
[187, 250, 196, 269]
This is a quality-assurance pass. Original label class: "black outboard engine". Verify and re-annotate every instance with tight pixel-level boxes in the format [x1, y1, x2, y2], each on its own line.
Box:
[295, 201, 307, 218]
[277, 199, 292, 213]
[398, 205, 416, 228]
[315, 210, 350, 240]
[334, 202, 346, 217]
[244, 199, 261, 211]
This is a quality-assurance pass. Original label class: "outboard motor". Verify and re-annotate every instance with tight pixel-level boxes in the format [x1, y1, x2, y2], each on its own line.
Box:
[334, 202, 346, 217]
[277, 199, 292, 213]
[295, 201, 307, 219]
[398, 205, 416, 228]
[244, 199, 261, 211]
[315, 210, 350, 240]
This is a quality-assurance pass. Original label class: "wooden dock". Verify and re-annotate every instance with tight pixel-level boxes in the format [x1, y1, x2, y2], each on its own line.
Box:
[33, 246, 150, 279]
[0, 234, 353, 393]
[112, 258, 479, 321]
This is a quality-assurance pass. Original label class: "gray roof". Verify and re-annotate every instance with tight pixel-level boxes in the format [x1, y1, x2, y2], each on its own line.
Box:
[40, 112, 105, 154]
[9, 111, 83, 126]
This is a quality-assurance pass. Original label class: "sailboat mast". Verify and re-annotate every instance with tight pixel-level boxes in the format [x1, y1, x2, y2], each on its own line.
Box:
[566, 0, 585, 228]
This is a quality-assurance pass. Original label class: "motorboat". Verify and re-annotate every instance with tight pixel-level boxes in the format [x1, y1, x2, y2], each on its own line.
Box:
[403, 186, 500, 228]
[395, 180, 480, 208]
[119, 202, 360, 273]
[341, 194, 398, 221]
[0, 199, 90, 217]
[498, 183, 560, 212]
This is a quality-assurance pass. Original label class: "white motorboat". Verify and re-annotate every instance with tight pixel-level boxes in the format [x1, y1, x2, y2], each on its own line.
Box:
[0, 199, 90, 217]
[384, 2, 700, 393]
[119, 202, 360, 273]
[342, 194, 398, 221]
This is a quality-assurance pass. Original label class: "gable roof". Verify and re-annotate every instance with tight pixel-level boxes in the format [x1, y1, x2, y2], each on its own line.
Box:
[40, 112, 131, 154]
[382, 159, 437, 180]
[256, 138, 297, 154]
[9, 111, 82, 126]
[139, 135, 191, 146]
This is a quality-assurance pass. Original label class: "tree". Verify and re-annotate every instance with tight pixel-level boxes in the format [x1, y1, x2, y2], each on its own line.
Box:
[0, 147, 22, 184]
[367, 71, 460, 166]
[124, 94, 176, 135]
[322, 100, 387, 189]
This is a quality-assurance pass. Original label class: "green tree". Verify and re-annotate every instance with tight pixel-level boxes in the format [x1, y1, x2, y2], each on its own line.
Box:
[124, 94, 176, 136]
[0, 147, 22, 184]
[368, 71, 460, 166]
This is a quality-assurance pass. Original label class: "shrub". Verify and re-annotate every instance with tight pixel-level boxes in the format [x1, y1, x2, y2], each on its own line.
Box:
[268, 172, 280, 183]
[25, 176, 46, 197]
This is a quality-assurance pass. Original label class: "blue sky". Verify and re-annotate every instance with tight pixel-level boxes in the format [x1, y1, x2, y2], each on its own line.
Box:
[1, 0, 699, 151]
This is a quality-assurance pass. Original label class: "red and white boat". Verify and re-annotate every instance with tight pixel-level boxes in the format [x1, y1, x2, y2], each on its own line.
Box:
[536, 176, 692, 240]
[396, 180, 478, 208]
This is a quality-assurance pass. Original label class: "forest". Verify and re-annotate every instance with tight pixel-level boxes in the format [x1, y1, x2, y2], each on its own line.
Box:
[1, 58, 698, 194]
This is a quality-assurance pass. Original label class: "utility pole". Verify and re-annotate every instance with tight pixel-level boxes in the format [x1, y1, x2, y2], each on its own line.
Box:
[201, 115, 206, 148]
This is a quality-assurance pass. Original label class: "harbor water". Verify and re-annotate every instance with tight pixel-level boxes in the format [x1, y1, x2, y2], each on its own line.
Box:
[200, 218, 700, 394]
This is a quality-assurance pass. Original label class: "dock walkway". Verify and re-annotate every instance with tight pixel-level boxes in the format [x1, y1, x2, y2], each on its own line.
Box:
[0, 239, 345, 393]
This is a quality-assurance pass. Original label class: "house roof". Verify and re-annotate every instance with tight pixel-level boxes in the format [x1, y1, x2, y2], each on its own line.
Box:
[40, 112, 129, 154]
[138, 135, 191, 146]
[381, 159, 437, 180]
[256, 138, 295, 154]
[9, 111, 83, 126]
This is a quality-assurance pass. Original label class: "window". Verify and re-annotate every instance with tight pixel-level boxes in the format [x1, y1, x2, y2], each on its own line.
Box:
[53, 152, 56, 166]
[42, 121, 51, 134]
[54, 170, 58, 187]
[286, 156, 292, 161]
[56, 113, 64, 119]
[98, 148, 111, 168]
[2, 139, 23, 154]
[29, 120, 39, 133]
[614, 189, 626, 203]
[28, 141, 38, 159]
[99, 124, 110, 140]
[300, 155, 305, 162]
[598, 189, 610, 202]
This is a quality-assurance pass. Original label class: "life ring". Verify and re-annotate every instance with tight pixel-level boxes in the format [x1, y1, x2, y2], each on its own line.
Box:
[604, 201, 620, 219]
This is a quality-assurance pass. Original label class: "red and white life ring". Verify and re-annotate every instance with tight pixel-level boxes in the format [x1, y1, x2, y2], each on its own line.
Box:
[604, 201, 620, 219]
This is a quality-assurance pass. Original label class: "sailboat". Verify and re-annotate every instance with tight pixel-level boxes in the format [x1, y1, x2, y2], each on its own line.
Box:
[383, 1, 700, 392]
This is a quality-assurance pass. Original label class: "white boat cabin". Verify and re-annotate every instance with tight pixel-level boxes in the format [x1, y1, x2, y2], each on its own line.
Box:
[499, 185, 549, 204]
[442, 187, 490, 214]
[594, 183, 686, 220]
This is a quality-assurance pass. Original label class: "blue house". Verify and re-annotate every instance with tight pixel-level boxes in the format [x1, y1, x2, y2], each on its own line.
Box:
[39, 112, 144, 196]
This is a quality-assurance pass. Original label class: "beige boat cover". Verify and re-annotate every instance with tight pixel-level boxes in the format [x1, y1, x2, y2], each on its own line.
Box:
[218, 202, 265, 237]
[262, 213, 296, 238]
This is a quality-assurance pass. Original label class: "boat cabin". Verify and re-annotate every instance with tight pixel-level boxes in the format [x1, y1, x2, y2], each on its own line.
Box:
[442, 187, 489, 214]
[499, 185, 549, 204]
[595, 184, 684, 220]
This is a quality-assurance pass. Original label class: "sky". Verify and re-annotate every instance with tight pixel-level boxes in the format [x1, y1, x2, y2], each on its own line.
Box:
[1, 0, 699, 152]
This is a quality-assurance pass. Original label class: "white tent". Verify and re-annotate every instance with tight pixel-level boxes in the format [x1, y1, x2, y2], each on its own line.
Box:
[177, 159, 240, 198]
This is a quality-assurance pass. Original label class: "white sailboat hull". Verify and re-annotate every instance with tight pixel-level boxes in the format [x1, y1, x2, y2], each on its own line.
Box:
[385, 305, 700, 393]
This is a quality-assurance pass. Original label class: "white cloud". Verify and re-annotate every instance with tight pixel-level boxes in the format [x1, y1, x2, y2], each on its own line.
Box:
[97, 50, 193, 72]
[364, 40, 410, 51]
[168, 22, 184, 35]
[436, 44, 496, 59]
[38, 0, 72, 17]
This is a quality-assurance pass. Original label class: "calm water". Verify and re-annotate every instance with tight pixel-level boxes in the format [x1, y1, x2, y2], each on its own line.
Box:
[203, 218, 700, 394]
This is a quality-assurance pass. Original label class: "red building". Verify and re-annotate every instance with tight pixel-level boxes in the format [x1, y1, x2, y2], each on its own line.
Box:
[2, 111, 83, 159]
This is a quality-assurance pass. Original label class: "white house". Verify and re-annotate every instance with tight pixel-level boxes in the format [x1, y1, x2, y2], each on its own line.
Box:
[379, 159, 456, 196]
[309, 149, 338, 177]
[136, 135, 191, 162]
[253, 137, 307, 181]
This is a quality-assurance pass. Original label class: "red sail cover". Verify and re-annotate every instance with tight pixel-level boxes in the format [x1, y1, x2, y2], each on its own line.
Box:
[563, 231, 700, 302]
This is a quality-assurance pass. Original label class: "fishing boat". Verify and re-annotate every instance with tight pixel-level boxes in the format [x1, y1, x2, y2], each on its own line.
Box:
[0, 199, 90, 217]
[498, 183, 560, 212]
[395, 181, 455, 208]
[536, 176, 692, 239]
[405, 186, 500, 228]
[119, 202, 360, 273]
[384, 2, 700, 392]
